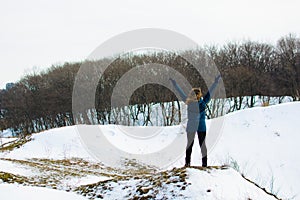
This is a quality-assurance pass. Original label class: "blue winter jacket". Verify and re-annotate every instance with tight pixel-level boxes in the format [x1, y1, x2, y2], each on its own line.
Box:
[171, 79, 219, 133]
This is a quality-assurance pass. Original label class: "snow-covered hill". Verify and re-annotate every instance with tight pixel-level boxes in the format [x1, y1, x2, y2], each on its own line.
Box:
[209, 102, 300, 199]
[1, 102, 299, 199]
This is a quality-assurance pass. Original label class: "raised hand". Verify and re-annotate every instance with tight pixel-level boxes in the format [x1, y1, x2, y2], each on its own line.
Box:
[169, 78, 176, 85]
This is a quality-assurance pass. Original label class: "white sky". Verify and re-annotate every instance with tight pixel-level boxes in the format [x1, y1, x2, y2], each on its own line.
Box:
[1, 0, 300, 89]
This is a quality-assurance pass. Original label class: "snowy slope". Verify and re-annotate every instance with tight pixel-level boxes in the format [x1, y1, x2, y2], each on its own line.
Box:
[208, 102, 300, 199]
[1, 126, 92, 160]
[1, 102, 299, 199]
[0, 184, 87, 200]
[183, 167, 277, 200]
[74, 166, 278, 200]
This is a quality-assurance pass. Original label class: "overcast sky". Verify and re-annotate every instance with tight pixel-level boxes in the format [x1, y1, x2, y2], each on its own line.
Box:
[1, 0, 300, 89]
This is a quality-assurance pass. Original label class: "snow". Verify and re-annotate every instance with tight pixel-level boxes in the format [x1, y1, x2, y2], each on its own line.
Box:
[102, 125, 181, 154]
[61, 175, 110, 188]
[0, 129, 17, 147]
[0, 137, 18, 146]
[0, 129, 14, 138]
[0, 159, 37, 177]
[0, 101, 299, 199]
[0, 184, 87, 200]
[2, 126, 92, 160]
[208, 102, 300, 199]
[183, 168, 276, 200]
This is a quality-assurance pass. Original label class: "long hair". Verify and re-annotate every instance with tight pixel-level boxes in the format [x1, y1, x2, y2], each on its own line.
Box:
[186, 88, 202, 104]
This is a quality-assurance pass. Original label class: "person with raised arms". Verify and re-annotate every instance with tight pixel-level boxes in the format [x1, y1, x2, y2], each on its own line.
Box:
[170, 75, 221, 167]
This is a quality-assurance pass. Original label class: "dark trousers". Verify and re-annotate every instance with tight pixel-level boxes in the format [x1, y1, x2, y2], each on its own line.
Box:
[185, 131, 207, 167]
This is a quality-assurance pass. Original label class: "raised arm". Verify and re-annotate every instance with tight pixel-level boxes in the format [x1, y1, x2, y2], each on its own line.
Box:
[170, 78, 187, 101]
[203, 75, 221, 103]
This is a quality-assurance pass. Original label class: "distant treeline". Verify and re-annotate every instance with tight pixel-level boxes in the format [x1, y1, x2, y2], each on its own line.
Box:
[0, 34, 299, 135]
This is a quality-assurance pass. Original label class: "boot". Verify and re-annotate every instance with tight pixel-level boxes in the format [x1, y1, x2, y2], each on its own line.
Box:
[184, 163, 190, 167]
[185, 156, 191, 167]
[202, 157, 207, 167]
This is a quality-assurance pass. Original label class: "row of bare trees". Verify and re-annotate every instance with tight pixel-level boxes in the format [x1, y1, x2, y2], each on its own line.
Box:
[0, 34, 299, 135]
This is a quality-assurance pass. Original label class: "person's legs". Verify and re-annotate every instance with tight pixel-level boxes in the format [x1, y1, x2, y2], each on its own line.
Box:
[185, 132, 196, 166]
[197, 131, 207, 167]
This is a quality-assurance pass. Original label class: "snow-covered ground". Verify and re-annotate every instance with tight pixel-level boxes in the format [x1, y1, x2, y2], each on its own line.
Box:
[1, 126, 92, 160]
[0, 101, 299, 199]
[209, 102, 300, 199]
[0, 137, 18, 147]
[0, 184, 87, 200]
[183, 168, 277, 200]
